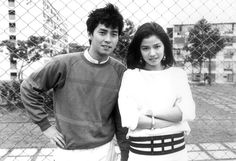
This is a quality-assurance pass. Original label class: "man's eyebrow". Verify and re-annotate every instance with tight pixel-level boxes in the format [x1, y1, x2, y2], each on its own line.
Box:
[112, 28, 119, 31]
[98, 28, 118, 33]
[99, 28, 108, 31]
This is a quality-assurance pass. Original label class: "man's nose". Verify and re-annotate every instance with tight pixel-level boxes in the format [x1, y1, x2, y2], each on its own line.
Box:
[104, 34, 112, 43]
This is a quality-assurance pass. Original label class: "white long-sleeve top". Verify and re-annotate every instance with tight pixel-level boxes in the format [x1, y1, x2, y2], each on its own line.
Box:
[118, 67, 195, 137]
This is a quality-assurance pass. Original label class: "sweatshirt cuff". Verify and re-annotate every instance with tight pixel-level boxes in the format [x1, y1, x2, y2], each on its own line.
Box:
[36, 118, 51, 131]
[120, 149, 129, 161]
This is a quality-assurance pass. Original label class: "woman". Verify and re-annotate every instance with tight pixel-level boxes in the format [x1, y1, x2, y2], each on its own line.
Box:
[118, 22, 195, 161]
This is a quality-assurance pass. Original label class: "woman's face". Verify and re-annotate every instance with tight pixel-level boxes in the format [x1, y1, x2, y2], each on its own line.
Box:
[140, 35, 165, 70]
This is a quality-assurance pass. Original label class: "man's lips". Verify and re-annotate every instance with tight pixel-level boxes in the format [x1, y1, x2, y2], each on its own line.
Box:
[102, 45, 111, 49]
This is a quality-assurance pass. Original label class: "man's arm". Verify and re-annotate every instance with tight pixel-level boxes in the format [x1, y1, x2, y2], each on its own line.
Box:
[20, 80, 51, 131]
[20, 58, 67, 146]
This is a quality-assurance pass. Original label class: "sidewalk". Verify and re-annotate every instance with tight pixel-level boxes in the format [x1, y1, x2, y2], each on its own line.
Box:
[187, 142, 236, 161]
[1, 142, 236, 161]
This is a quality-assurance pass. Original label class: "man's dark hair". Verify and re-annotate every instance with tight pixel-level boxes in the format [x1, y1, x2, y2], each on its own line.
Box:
[86, 3, 124, 35]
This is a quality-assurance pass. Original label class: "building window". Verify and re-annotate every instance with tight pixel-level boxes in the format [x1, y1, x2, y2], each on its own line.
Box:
[174, 37, 185, 44]
[223, 61, 233, 71]
[224, 49, 234, 59]
[223, 74, 233, 82]
[204, 61, 216, 71]
[8, 10, 15, 20]
[225, 36, 233, 46]
[173, 49, 181, 56]
[10, 63, 17, 69]
[10, 72, 17, 80]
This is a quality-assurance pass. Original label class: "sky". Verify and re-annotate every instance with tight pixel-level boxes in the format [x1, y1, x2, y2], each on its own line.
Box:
[0, 0, 236, 45]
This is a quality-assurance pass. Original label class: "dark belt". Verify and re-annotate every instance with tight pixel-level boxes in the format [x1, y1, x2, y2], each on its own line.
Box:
[129, 132, 185, 155]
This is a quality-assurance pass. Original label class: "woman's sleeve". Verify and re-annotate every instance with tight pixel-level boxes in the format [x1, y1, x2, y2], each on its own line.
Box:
[176, 69, 196, 121]
[118, 70, 140, 130]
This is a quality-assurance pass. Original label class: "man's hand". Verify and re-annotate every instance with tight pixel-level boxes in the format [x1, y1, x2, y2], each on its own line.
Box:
[43, 126, 65, 148]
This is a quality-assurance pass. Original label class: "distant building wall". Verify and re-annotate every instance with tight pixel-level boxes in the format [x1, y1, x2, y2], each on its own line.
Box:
[172, 22, 236, 83]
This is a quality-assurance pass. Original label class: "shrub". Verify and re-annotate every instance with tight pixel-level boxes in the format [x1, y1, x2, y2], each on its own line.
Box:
[0, 80, 23, 111]
[0, 80, 53, 115]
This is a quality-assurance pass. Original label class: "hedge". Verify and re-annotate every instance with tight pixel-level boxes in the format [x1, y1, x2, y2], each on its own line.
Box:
[0, 80, 53, 115]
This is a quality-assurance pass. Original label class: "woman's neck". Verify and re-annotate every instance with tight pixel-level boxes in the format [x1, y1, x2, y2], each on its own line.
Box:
[144, 64, 164, 71]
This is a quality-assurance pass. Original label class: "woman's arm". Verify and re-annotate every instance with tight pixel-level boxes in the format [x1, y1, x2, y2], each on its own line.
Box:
[145, 98, 183, 123]
[136, 114, 176, 130]
[146, 69, 196, 123]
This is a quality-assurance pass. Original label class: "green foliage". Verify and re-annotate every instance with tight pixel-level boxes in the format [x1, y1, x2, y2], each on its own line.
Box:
[27, 36, 46, 48]
[114, 19, 136, 63]
[69, 43, 88, 53]
[185, 18, 225, 74]
[0, 35, 52, 80]
[0, 80, 23, 111]
[0, 81, 53, 114]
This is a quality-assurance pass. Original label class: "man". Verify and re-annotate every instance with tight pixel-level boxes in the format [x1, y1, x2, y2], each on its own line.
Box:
[20, 3, 128, 161]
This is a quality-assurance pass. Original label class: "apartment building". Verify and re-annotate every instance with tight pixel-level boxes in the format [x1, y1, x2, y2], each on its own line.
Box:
[170, 22, 236, 83]
[42, 0, 68, 56]
[0, 0, 68, 80]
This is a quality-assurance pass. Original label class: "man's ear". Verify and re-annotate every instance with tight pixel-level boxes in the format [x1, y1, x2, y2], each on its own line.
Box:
[88, 32, 92, 45]
[88, 32, 92, 43]
[88, 31, 92, 39]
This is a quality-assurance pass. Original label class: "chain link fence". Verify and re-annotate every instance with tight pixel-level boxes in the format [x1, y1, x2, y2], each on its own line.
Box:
[0, 0, 236, 160]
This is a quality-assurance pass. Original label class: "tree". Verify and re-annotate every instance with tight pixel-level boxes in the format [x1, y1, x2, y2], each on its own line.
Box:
[62, 19, 135, 64]
[114, 19, 136, 63]
[186, 18, 225, 84]
[68, 43, 88, 53]
[0, 36, 50, 80]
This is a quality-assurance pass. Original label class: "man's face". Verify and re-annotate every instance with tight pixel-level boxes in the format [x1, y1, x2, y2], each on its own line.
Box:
[89, 24, 119, 60]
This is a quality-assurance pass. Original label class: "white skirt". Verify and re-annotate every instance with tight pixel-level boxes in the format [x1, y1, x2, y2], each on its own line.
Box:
[128, 147, 188, 161]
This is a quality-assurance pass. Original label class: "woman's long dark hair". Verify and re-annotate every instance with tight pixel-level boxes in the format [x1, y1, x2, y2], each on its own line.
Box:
[126, 22, 175, 69]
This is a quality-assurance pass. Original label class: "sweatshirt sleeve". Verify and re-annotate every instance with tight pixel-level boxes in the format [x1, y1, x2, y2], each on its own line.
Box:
[20, 58, 67, 131]
[118, 70, 141, 130]
[176, 69, 196, 121]
[113, 102, 129, 161]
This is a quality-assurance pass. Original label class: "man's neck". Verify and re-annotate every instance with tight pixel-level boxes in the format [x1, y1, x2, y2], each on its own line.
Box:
[88, 48, 109, 63]
[85, 49, 109, 64]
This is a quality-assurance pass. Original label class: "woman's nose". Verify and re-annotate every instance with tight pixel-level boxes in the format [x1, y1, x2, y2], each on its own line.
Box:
[149, 48, 156, 56]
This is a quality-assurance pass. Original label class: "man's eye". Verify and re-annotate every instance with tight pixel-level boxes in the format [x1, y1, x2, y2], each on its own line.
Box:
[100, 32, 106, 35]
[112, 33, 118, 36]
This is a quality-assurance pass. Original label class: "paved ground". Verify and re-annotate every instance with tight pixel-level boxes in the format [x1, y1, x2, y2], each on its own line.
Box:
[0, 142, 236, 161]
[0, 84, 236, 161]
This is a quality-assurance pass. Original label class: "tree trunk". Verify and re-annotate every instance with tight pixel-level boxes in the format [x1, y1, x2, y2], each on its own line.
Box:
[17, 61, 25, 81]
[199, 61, 202, 74]
[208, 56, 212, 85]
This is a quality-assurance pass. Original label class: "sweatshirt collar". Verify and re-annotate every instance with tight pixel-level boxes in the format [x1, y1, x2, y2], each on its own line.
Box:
[84, 49, 109, 64]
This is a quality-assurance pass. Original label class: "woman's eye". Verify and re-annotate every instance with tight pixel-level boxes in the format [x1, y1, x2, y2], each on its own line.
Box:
[141, 48, 149, 51]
